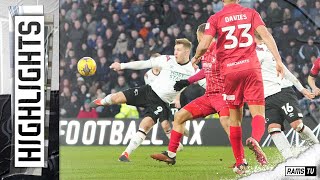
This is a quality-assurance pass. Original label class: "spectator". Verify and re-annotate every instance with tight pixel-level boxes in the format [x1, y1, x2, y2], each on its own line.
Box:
[282, 8, 292, 24]
[66, 2, 82, 22]
[103, 28, 117, 58]
[114, 76, 130, 92]
[139, 21, 152, 40]
[298, 37, 320, 62]
[128, 71, 143, 88]
[162, 2, 177, 30]
[77, 99, 98, 119]
[182, 24, 195, 43]
[120, 5, 132, 29]
[267, 1, 282, 27]
[60, 22, 71, 54]
[113, 33, 128, 56]
[96, 18, 108, 37]
[277, 24, 295, 51]
[133, 38, 146, 57]
[292, 0, 308, 20]
[69, 20, 85, 51]
[310, 1, 320, 27]
[146, 38, 161, 56]
[212, 0, 223, 13]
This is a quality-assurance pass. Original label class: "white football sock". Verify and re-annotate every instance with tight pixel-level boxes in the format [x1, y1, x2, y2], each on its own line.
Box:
[124, 128, 147, 155]
[270, 128, 293, 160]
[167, 151, 176, 158]
[296, 123, 319, 145]
[101, 94, 113, 105]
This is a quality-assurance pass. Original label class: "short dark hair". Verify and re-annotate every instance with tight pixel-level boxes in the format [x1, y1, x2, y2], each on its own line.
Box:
[197, 23, 206, 34]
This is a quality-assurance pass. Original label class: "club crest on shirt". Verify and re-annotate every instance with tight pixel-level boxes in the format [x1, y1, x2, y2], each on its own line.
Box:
[205, 23, 210, 30]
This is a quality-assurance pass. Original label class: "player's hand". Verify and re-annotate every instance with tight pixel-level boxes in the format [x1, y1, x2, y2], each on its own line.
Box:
[191, 56, 200, 69]
[312, 87, 320, 96]
[276, 62, 285, 78]
[173, 98, 181, 109]
[174, 79, 190, 91]
[110, 62, 121, 71]
[301, 88, 315, 100]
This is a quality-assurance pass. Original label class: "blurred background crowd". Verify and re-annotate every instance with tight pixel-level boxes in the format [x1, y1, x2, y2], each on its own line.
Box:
[59, 0, 320, 122]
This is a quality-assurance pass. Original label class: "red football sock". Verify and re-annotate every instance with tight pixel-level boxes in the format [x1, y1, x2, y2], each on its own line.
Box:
[168, 130, 183, 153]
[230, 126, 244, 166]
[251, 115, 266, 142]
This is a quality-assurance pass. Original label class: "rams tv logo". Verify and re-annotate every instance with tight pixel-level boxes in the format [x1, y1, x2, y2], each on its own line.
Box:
[285, 166, 317, 176]
[14, 15, 45, 167]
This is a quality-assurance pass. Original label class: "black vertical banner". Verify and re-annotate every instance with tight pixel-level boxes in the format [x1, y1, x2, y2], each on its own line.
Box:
[0, 95, 12, 177]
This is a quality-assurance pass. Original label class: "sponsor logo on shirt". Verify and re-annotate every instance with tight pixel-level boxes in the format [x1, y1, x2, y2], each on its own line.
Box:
[205, 23, 210, 30]
[226, 59, 250, 67]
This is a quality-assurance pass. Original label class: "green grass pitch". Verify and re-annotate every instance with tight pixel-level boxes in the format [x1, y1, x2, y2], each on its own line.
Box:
[60, 146, 283, 180]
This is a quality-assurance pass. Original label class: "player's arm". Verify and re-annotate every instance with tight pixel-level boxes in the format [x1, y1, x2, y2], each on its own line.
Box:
[283, 66, 315, 99]
[192, 17, 216, 66]
[110, 56, 164, 71]
[308, 75, 319, 96]
[255, 25, 284, 77]
[308, 61, 320, 95]
[174, 69, 205, 91]
[192, 35, 214, 65]
[173, 92, 181, 108]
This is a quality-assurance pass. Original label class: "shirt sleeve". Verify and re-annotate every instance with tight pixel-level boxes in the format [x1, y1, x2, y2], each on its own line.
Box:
[310, 59, 320, 77]
[283, 66, 304, 92]
[121, 55, 167, 70]
[252, 10, 265, 30]
[188, 69, 205, 83]
[204, 15, 217, 37]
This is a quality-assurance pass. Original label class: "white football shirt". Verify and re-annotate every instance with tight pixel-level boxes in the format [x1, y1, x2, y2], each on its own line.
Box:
[149, 55, 196, 103]
[257, 44, 304, 98]
[256, 44, 282, 98]
[144, 69, 159, 85]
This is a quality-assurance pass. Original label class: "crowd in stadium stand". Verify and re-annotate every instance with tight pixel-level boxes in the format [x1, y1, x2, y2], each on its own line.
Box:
[59, 0, 320, 121]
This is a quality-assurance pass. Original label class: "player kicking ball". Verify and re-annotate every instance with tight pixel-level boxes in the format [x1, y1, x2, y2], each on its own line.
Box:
[255, 33, 319, 159]
[90, 39, 197, 162]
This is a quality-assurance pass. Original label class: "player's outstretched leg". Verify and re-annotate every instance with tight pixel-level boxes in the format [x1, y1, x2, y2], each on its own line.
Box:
[291, 120, 319, 145]
[119, 117, 154, 162]
[151, 109, 192, 165]
[90, 92, 127, 108]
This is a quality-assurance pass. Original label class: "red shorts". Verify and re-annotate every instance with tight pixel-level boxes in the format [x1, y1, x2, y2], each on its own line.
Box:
[183, 94, 229, 118]
[224, 69, 265, 108]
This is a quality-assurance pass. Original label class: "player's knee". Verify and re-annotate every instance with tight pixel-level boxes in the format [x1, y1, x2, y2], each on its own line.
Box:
[161, 120, 171, 131]
[111, 93, 124, 104]
[220, 116, 230, 129]
[268, 123, 281, 132]
[248, 105, 265, 117]
[268, 127, 282, 135]
[174, 111, 187, 125]
[140, 118, 155, 131]
[292, 121, 304, 133]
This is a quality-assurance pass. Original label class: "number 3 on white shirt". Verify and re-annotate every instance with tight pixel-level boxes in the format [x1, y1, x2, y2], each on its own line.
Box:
[221, 24, 253, 49]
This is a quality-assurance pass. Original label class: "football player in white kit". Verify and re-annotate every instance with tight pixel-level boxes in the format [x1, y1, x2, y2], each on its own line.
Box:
[90, 38, 197, 162]
[144, 53, 186, 152]
[255, 32, 319, 160]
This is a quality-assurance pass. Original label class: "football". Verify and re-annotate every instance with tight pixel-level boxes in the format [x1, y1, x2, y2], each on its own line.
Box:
[77, 57, 97, 76]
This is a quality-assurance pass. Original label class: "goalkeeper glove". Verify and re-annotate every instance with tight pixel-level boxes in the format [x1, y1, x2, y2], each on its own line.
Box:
[174, 79, 190, 91]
